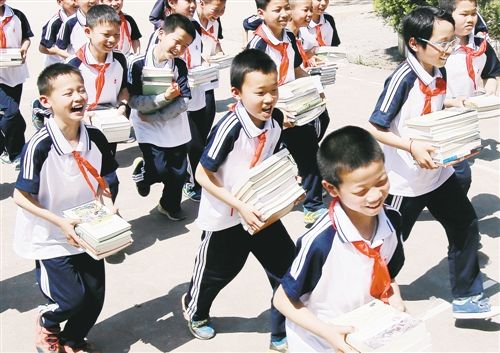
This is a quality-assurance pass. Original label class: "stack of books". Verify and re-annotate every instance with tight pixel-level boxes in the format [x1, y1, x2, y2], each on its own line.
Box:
[209, 53, 235, 69]
[0, 48, 22, 67]
[142, 66, 174, 95]
[464, 94, 500, 119]
[405, 109, 482, 166]
[231, 148, 304, 235]
[91, 108, 131, 143]
[188, 65, 219, 87]
[332, 300, 432, 352]
[314, 46, 347, 63]
[63, 200, 133, 260]
[276, 76, 326, 126]
[307, 62, 338, 86]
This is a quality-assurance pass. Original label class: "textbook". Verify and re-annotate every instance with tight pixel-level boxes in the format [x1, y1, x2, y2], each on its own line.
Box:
[314, 46, 347, 62]
[464, 94, 500, 119]
[307, 62, 338, 86]
[0, 48, 22, 67]
[208, 52, 235, 69]
[405, 109, 482, 165]
[188, 65, 219, 87]
[91, 108, 131, 143]
[63, 200, 133, 260]
[142, 66, 174, 95]
[277, 76, 326, 126]
[332, 300, 432, 352]
[231, 149, 304, 235]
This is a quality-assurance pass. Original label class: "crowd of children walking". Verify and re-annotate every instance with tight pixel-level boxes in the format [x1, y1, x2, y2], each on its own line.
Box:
[1, 0, 499, 352]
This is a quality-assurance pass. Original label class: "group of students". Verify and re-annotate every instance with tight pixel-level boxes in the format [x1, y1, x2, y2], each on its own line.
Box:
[1, 0, 499, 352]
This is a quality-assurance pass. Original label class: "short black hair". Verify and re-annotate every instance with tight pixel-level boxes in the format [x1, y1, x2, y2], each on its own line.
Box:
[86, 4, 121, 29]
[402, 6, 454, 55]
[230, 49, 277, 90]
[162, 13, 196, 41]
[37, 63, 83, 96]
[255, 0, 271, 10]
[317, 126, 385, 188]
[438, 0, 477, 13]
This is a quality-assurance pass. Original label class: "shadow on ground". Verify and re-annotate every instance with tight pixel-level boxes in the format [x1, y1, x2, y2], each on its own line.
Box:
[0, 269, 39, 314]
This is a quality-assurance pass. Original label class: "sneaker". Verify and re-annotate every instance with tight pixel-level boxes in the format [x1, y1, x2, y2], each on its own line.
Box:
[0, 151, 11, 164]
[61, 340, 99, 353]
[13, 156, 21, 171]
[35, 311, 61, 353]
[157, 204, 187, 221]
[452, 293, 500, 319]
[131, 157, 150, 197]
[181, 293, 216, 340]
[269, 337, 288, 353]
[32, 99, 51, 131]
[183, 184, 201, 202]
[303, 208, 327, 226]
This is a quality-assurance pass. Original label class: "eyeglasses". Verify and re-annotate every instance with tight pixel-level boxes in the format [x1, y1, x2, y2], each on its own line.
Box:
[417, 37, 460, 52]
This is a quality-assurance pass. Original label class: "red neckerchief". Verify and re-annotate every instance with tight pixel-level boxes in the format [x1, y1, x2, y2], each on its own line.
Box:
[0, 15, 13, 48]
[249, 131, 267, 168]
[72, 150, 111, 199]
[419, 78, 446, 115]
[328, 198, 394, 304]
[254, 25, 289, 86]
[315, 24, 327, 47]
[201, 25, 219, 44]
[295, 37, 310, 68]
[118, 12, 132, 51]
[461, 35, 487, 90]
[76, 46, 110, 111]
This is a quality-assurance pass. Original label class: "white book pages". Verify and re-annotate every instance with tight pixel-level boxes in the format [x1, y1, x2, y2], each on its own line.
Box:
[464, 94, 500, 111]
[294, 104, 327, 126]
[239, 165, 297, 203]
[407, 116, 478, 134]
[246, 175, 299, 207]
[405, 109, 477, 127]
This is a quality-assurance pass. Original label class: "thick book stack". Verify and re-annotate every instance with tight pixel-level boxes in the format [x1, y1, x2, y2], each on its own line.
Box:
[231, 148, 304, 235]
[332, 300, 432, 352]
[464, 94, 500, 119]
[142, 67, 174, 95]
[276, 76, 326, 126]
[63, 200, 133, 260]
[0, 48, 22, 67]
[188, 65, 219, 87]
[307, 63, 338, 86]
[91, 108, 131, 143]
[405, 109, 482, 166]
[314, 46, 347, 63]
[208, 53, 235, 69]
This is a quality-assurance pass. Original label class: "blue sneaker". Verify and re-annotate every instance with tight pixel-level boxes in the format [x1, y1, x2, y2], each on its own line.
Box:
[183, 184, 201, 202]
[269, 337, 288, 353]
[452, 293, 500, 319]
[304, 207, 327, 226]
[132, 157, 150, 197]
[181, 293, 215, 340]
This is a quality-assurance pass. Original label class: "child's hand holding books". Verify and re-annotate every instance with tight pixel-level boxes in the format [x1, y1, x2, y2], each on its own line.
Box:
[57, 217, 82, 248]
[237, 202, 264, 234]
[409, 140, 438, 169]
[323, 324, 357, 352]
[164, 82, 181, 100]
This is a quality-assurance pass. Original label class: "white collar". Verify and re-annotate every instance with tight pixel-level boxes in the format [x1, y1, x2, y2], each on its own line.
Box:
[308, 14, 325, 29]
[59, 8, 70, 22]
[193, 10, 216, 32]
[0, 5, 14, 19]
[76, 9, 86, 26]
[234, 101, 275, 138]
[332, 201, 395, 248]
[261, 23, 286, 46]
[82, 43, 113, 65]
[406, 52, 442, 86]
[46, 118, 91, 156]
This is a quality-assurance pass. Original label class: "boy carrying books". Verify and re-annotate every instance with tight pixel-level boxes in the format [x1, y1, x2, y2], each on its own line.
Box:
[182, 49, 296, 353]
[299, 0, 340, 50]
[368, 6, 498, 319]
[129, 13, 195, 221]
[274, 126, 405, 352]
[439, 0, 500, 193]
[56, 0, 96, 57]
[13, 63, 118, 353]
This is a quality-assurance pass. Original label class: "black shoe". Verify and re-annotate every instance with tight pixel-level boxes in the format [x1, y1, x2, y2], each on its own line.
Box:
[132, 157, 150, 197]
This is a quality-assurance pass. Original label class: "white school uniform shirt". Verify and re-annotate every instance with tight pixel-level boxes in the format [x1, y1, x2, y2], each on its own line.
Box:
[182, 21, 206, 111]
[14, 118, 118, 260]
[128, 48, 191, 148]
[0, 5, 33, 87]
[299, 13, 340, 48]
[193, 10, 221, 91]
[445, 34, 488, 98]
[369, 52, 454, 197]
[115, 13, 142, 56]
[40, 9, 70, 67]
[66, 44, 128, 107]
[247, 24, 300, 85]
[282, 203, 404, 352]
[196, 102, 283, 231]
[56, 9, 88, 56]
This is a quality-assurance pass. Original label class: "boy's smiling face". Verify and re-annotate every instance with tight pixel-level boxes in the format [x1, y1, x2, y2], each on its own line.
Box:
[78, 0, 96, 14]
[311, 0, 328, 18]
[85, 21, 121, 55]
[258, 0, 291, 35]
[156, 27, 193, 60]
[100, 0, 123, 13]
[58, 0, 79, 15]
[168, 0, 197, 19]
[40, 73, 88, 123]
[231, 70, 279, 127]
[324, 160, 389, 218]
[452, 0, 477, 37]
[291, 0, 313, 27]
[199, 0, 226, 22]
[411, 19, 455, 71]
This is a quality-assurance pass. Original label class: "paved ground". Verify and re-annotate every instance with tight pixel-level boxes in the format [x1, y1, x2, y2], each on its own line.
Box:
[1, 1, 499, 352]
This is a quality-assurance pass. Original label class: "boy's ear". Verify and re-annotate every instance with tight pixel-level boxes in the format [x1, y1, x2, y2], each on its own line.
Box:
[38, 95, 52, 110]
[84, 26, 92, 39]
[257, 8, 265, 20]
[231, 87, 242, 101]
[322, 180, 339, 198]
[408, 37, 419, 52]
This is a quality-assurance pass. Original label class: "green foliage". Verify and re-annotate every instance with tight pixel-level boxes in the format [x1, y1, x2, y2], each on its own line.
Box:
[373, 0, 499, 38]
